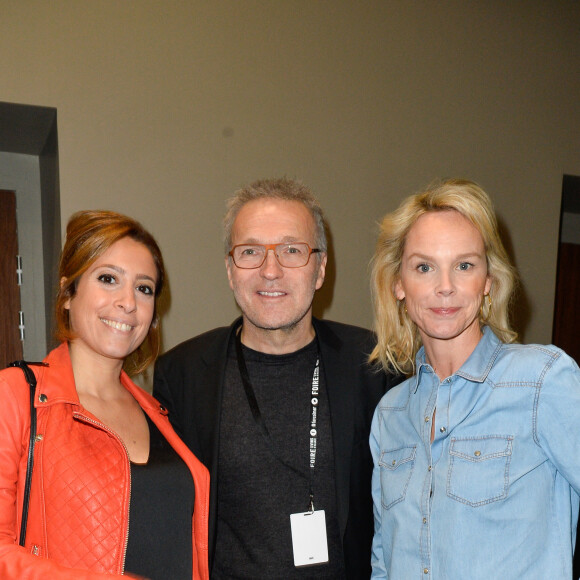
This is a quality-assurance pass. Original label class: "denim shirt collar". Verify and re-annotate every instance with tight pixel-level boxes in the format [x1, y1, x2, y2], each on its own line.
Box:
[413, 326, 503, 393]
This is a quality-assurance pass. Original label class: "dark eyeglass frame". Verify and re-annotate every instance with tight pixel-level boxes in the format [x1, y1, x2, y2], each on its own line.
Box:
[228, 242, 321, 269]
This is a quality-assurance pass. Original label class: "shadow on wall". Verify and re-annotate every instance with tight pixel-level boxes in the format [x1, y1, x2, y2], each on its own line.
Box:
[496, 215, 532, 342]
[312, 226, 335, 321]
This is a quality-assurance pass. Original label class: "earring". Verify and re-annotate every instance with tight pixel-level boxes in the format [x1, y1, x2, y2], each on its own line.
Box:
[480, 294, 492, 323]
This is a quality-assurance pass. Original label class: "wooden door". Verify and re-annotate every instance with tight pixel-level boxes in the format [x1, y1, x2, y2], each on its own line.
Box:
[552, 175, 580, 364]
[0, 190, 23, 368]
[552, 242, 580, 363]
[554, 175, 580, 579]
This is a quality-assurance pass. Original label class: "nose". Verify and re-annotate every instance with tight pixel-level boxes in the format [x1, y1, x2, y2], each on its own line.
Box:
[436, 270, 455, 296]
[116, 285, 137, 313]
[259, 248, 284, 280]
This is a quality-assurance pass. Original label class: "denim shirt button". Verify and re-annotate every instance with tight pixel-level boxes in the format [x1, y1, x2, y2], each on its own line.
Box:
[423, 568, 429, 574]
[440, 426, 446, 433]
[423, 517, 427, 524]
[424, 416, 430, 423]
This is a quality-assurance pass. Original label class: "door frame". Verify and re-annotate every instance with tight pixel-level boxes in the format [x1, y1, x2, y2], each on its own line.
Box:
[0, 101, 61, 360]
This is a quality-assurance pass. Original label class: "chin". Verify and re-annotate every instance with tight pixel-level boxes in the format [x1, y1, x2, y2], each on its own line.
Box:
[256, 320, 297, 332]
[428, 326, 478, 343]
[248, 311, 304, 331]
[100, 341, 138, 360]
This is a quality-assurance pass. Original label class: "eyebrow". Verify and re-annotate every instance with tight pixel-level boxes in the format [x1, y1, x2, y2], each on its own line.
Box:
[406, 251, 484, 261]
[96, 264, 157, 283]
[237, 236, 303, 245]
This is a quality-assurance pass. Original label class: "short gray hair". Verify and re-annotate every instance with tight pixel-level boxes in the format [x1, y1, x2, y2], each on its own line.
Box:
[223, 177, 327, 254]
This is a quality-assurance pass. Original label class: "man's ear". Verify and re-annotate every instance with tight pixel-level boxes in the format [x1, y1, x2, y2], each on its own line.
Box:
[314, 253, 327, 291]
[225, 256, 235, 291]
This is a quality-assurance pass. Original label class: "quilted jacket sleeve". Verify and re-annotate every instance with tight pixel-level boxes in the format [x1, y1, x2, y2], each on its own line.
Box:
[0, 371, 137, 580]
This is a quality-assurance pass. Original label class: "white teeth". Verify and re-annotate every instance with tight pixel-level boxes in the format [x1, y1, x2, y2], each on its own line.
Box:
[258, 291, 285, 297]
[101, 318, 133, 332]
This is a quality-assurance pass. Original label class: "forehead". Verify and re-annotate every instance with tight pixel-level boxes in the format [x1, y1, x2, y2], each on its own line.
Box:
[90, 237, 156, 273]
[232, 198, 316, 243]
[404, 210, 485, 253]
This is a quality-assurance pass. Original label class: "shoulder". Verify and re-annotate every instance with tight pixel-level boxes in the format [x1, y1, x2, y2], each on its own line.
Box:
[489, 342, 579, 386]
[0, 356, 55, 425]
[0, 366, 29, 395]
[314, 318, 402, 388]
[376, 376, 413, 409]
[314, 318, 377, 350]
[0, 344, 68, 395]
[158, 322, 235, 364]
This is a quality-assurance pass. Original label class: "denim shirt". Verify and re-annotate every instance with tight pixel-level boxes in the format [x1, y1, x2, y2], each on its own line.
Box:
[370, 327, 580, 579]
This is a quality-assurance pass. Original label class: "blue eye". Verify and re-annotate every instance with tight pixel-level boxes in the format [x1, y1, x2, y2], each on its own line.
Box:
[417, 263, 431, 273]
[458, 262, 473, 271]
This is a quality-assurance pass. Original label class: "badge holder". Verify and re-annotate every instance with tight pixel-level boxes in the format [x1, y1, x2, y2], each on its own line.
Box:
[290, 499, 329, 567]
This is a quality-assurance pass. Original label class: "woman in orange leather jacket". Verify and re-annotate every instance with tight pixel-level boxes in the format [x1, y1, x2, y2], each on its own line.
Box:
[0, 211, 209, 580]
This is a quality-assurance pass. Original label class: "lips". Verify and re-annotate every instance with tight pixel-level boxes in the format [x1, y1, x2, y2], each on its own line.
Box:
[257, 291, 286, 297]
[100, 318, 134, 332]
[430, 308, 459, 316]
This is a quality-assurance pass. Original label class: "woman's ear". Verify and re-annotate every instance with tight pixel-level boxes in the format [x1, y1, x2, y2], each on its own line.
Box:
[61, 277, 72, 310]
[484, 276, 492, 296]
[394, 278, 405, 301]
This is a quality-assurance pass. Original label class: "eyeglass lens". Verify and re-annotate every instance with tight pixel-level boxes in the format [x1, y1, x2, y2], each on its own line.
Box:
[232, 243, 313, 268]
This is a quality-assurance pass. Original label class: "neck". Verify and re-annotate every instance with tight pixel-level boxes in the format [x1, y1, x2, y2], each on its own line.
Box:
[68, 341, 125, 398]
[240, 317, 316, 355]
[422, 327, 484, 381]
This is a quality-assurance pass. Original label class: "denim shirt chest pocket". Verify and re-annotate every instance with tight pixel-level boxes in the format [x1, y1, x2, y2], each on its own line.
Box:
[378, 446, 417, 509]
[447, 435, 513, 507]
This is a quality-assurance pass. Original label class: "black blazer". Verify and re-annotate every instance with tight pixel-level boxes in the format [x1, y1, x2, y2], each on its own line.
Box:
[153, 317, 401, 579]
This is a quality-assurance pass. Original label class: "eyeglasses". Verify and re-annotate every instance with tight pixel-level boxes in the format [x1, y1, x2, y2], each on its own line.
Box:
[229, 243, 321, 269]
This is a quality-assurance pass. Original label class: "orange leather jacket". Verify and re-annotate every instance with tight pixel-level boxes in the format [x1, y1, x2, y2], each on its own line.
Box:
[0, 343, 209, 580]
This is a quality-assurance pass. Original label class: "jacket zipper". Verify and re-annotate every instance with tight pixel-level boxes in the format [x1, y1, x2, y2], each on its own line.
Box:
[73, 412, 131, 574]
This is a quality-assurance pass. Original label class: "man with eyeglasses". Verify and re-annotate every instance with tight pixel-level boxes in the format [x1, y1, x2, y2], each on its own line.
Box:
[154, 177, 401, 579]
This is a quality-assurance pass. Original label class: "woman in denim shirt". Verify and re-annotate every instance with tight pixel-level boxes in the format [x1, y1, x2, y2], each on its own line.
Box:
[369, 179, 580, 579]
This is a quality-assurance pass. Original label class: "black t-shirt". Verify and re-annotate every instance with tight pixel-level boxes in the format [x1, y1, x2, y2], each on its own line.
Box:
[124, 415, 194, 580]
[213, 339, 346, 579]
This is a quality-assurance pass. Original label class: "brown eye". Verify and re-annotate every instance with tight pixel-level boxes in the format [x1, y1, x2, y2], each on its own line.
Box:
[98, 274, 116, 284]
[137, 284, 154, 296]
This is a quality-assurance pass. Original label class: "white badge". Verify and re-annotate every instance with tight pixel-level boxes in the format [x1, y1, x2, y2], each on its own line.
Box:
[290, 509, 329, 567]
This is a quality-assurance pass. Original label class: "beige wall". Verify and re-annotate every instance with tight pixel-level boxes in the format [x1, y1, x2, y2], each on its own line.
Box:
[1, 0, 579, 354]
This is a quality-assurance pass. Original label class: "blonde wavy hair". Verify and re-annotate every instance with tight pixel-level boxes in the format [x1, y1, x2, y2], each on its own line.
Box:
[369, 178, 518, 376]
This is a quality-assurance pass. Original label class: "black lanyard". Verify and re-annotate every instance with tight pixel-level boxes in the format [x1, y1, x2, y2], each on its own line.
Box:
[234, 329, 320, 511]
